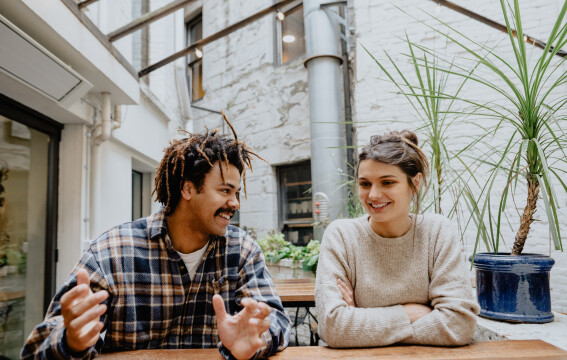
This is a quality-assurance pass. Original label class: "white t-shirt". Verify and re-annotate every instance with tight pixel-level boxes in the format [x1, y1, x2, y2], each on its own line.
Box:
[176, 241, 209, 280]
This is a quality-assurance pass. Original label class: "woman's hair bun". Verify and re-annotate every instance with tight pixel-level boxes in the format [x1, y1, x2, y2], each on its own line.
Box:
[369, 130, 419, 147]
[399, 129, 418, 146]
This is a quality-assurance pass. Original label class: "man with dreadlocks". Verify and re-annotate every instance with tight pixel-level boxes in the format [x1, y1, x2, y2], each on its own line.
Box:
[22, 119, 291, 360]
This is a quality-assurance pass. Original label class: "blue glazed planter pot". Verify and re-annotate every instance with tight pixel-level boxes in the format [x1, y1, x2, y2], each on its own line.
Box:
[470, 253, 555, 323]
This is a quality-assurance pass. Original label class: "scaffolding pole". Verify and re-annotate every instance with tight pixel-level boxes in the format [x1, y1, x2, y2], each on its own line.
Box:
[138, 0, 297, 77]
[108, 0, 194, 42]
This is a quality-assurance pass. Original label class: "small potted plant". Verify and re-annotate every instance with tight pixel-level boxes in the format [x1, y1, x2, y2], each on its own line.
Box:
[408, 0, 567, 322]
[257, 231, 319, 279]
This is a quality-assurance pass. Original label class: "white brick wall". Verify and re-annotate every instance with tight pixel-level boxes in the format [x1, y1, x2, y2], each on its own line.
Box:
[352, 0, 567, 312]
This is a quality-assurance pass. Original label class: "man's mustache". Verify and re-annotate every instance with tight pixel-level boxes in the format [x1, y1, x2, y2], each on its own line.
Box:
[215, 208, 235, 217]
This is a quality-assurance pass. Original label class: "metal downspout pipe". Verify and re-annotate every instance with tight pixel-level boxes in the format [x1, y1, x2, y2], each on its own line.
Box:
[94, 92, 122, 145]
[303, 0, 348, 239]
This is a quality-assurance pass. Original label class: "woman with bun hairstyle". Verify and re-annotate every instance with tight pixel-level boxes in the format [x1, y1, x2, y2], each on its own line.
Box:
[315, 130, 479, 348]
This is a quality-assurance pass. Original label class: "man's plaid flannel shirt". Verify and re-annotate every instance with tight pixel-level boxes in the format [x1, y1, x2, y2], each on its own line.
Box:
[21, 209, 291, 359]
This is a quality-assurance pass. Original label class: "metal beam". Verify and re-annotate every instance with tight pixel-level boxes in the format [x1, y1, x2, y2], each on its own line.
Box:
[77, 0, 100, 9]
[432, 0, 566, 58]
[139, 0, 298, 77]
[108, 0, 194, 42]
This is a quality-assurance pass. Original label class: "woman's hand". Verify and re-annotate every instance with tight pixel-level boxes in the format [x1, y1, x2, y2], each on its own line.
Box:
[402, 303, 433, 323]
[337, 278, 355, 307]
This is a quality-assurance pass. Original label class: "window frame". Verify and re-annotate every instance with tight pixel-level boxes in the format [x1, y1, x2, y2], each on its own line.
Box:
[277, 160, 314, 245]
[0, 93, 62, 311]
[131, 158, 154, 220]
[186, 13, 205, 102]
[274, 1, 306, 65]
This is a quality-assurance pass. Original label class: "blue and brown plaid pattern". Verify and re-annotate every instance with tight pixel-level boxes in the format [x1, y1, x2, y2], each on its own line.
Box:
[21, 209, 291, 359]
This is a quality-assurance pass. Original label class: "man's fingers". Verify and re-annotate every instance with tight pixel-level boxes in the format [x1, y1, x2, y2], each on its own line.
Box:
[69, 291, 109, 319]
[253, 336, 265, 349]
[249, 318, 270, 334]
[254, 302, 271, 319]
[66, 312, 105, 353]
[69, 304, 107, 331]
[241, 297, 259, 316]
[61, 284, 89, 308]
[212, 294, 228, 322]
[76, 269, 90, 287]
[82, 325, 103, 347]
[72, 321, 104, 349]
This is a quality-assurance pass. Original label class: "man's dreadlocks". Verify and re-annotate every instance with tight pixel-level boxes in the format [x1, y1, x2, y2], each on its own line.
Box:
[153, 112, 265, 215]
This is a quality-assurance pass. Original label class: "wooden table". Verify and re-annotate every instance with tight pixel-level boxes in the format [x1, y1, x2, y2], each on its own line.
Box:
[273, 278, 315, 308]
[97, 340, 567, 359]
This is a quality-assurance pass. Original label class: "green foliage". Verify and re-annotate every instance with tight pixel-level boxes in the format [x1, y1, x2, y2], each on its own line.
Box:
[404, 0, 567, 254]
[341, 164, 366, 219]
[364, 36, 476, 220]
[257, 231, 320, 273]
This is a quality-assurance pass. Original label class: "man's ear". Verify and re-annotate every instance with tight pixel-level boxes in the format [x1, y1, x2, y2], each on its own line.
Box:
[180, 181, 194, 201]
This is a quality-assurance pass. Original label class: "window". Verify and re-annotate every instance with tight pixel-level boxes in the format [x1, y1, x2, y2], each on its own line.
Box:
[186, 14, 204, 101]
[132, 170, 143, 220]
[278, 161, 313, 245]
[131, 159, 153, 221]
[276, 3, 306, 64]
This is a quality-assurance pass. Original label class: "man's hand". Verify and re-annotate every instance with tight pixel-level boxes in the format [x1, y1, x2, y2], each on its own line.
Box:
[337, 278, 355, 307]
[402, 303, 433, 323]
[60, 269, 109, 353]
[213, 294, 271, 360]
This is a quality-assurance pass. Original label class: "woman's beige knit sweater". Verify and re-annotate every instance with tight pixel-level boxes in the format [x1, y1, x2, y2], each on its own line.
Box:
[315, 214, 479, 348]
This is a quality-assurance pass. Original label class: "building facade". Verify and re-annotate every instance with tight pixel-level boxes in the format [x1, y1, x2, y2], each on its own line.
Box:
[0, 1, 566, 357]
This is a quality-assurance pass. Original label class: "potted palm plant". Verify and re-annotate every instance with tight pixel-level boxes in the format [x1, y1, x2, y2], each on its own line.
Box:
[363, 36, 479, 220]
[406, 0, 567, 322]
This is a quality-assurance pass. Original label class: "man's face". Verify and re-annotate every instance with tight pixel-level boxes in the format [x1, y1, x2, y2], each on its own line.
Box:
[187, 161, 241, 237]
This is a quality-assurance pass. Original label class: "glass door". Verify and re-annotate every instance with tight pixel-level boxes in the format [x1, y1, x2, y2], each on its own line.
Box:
[0, 94, 60, 360]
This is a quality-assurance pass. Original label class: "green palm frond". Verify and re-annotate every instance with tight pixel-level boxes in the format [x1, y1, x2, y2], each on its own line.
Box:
[402, 0, 567, 254]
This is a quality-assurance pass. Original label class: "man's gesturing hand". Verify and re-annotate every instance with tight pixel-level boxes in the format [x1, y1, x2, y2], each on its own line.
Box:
[213, 294, 271, 360]
[60, 269, 109, 353]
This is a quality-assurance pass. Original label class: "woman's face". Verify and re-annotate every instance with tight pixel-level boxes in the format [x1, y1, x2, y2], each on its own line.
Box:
[357, 160, 421, 236]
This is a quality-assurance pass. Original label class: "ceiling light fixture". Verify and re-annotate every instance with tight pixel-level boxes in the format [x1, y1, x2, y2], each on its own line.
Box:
[282, 34, 296, 43]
